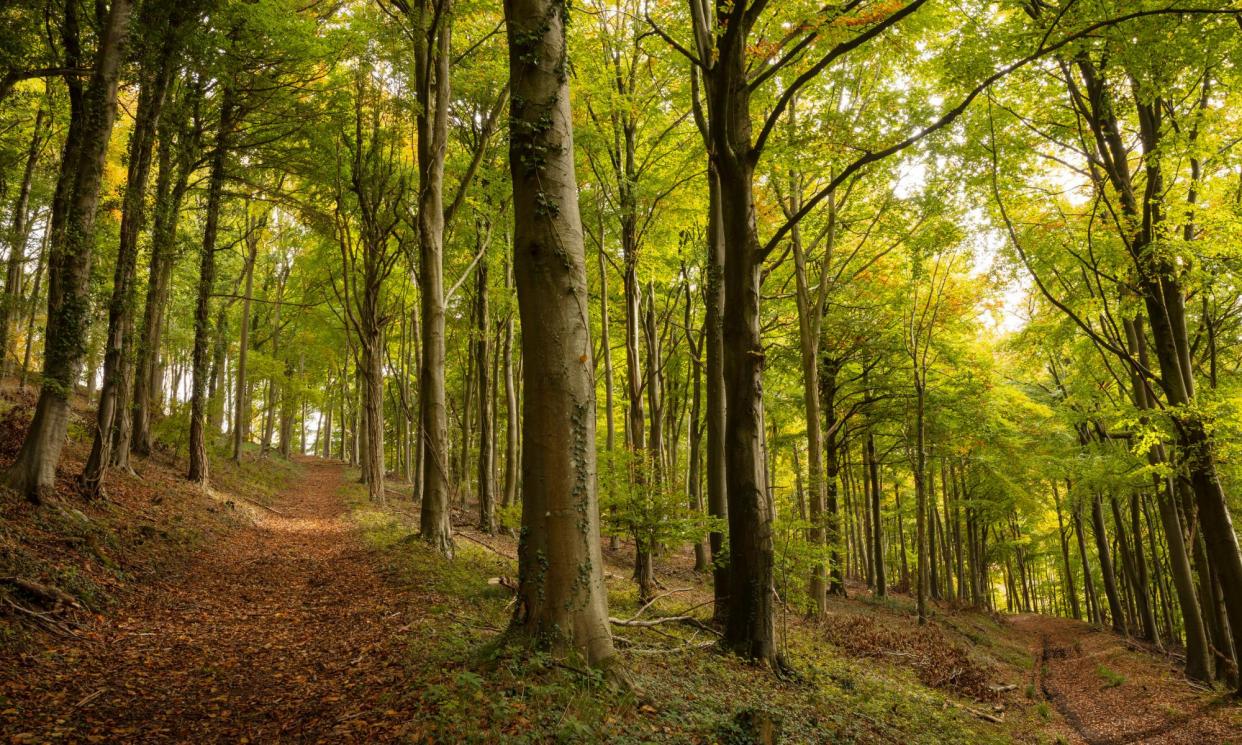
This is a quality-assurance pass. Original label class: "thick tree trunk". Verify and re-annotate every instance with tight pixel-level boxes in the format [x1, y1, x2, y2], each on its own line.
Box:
[716, 154, 775, 664]
[5, 0, 133, 501]
[504, 0, 616, 668]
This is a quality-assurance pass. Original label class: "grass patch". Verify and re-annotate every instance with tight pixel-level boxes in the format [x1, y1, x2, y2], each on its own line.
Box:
[1096, 665, 1125, 688]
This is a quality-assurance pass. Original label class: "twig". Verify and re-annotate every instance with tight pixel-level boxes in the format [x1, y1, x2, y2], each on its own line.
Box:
[628, 588, 694, 622]
[3, 597, 81, 638]
[456, 531, 516, 560]
[72, 689, 106, 709]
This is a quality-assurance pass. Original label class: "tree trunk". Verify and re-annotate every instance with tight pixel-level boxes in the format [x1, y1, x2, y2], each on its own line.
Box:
[866, 428, 885, 597]
[415, 0, 453, 555]
[914, 383, 928, 625]
[704, 161, 729, 626]
[504, 0, 616, 668]
[5, 0, 134, 501]
[19, 230, 48, 389]
[132, 104, 195, 457]
[0, 102, 47, 373]
[476, 251, 495, 533]
[187, 87, 235, 485]
[232, 237, 257, 461]
[1090, 490, 1126, 634]
[1051, 481, 1081, 620]
[686, 286, 708, 573]
[502, 265, 518, 511]
[85, 2, 186, 487]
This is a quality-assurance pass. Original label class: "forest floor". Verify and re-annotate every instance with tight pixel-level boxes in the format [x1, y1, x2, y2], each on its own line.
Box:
[0, 417, 1238, 743]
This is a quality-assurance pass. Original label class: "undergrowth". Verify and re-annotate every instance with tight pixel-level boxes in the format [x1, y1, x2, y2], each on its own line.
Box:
[347, 493, 1012, 744]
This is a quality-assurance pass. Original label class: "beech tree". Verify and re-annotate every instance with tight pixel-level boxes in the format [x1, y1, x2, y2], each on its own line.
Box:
[504, 0, 616, 668]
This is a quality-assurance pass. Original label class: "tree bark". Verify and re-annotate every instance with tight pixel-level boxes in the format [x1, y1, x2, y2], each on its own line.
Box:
[475, 248, 495, 533]
[504, 0, 616, 668]
[415, 0, 453, 554]
[132, 97, 197, 457]
[187, 87, 235, 485]
[232, 235, 257, 461]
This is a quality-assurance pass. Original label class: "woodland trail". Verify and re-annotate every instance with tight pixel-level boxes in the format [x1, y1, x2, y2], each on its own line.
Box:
[1010, 613, 1240, 745]
[1, 458, 421, 743]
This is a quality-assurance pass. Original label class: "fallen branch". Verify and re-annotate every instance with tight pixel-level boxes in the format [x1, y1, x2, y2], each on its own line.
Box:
[2, 576, 80, 609]
[487, 576, 517, 592]
[456, 531, 516, 560]
[3, 597, 81, 639]
[628, 588, 695, 622]
[239, 496, 287, 516]
[951, 701, 1004, 724]
[609, 614, 722, 637]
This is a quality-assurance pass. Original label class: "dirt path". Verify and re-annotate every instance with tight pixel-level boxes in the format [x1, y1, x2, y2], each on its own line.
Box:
[1010, 613, 1241, 744]
[1, 459, 419, 743]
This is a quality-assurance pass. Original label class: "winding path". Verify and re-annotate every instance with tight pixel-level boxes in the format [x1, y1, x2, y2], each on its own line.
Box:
[1011, 613, 1240, 745]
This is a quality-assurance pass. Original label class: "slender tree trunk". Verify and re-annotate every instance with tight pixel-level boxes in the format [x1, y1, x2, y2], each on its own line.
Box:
[686, 289, 708, 573]
[132, 109, 194, 457]
[914, 383, 928, 625]
[187, 88, 235, 485]
[1072, 497, 1099, 624]
[416, 0, 453, 554]
[502, 264, 518, 511]
[704, 162, 729, 626]
[0, 102, 46, 372]
[476, 251, 495, 533]
[1090, 490, 1126, 634]
[88, 5, 185, 484]
[19, 229, 48, 389]
[359, 327, 385, 501]
[232, 239, 257, 461]
[504, 0, 616, 667]
[866, 428, 885, 597]
[1051, 481, 1081, 620]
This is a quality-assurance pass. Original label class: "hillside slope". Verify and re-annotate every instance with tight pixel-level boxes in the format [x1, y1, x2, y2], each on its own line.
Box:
[0, 392, 1236, 743]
